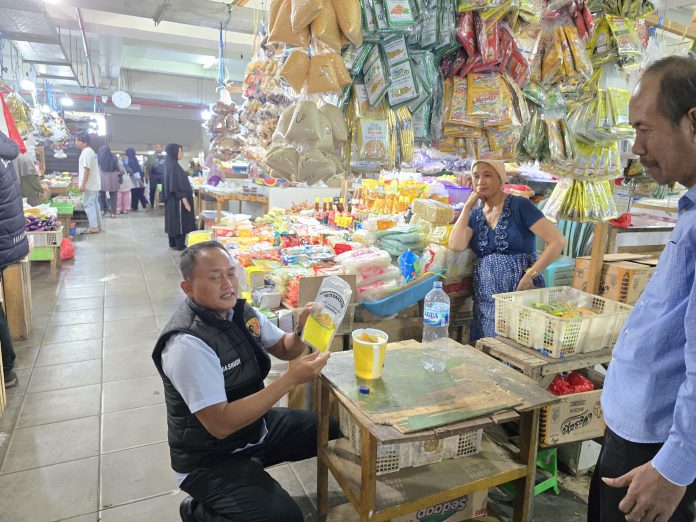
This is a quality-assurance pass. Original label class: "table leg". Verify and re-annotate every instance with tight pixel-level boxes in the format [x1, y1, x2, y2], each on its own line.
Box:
[317, 379, 330, 520]
[359, 426, 377, 522]
[513, 409, 540, 522]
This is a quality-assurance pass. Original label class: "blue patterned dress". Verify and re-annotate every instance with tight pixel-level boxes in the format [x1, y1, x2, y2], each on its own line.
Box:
[470, 195, 545, 342]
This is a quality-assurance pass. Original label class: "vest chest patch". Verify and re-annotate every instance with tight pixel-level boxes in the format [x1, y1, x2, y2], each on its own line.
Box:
[246, 317, 261, 338]
[221, 358, 241, 372]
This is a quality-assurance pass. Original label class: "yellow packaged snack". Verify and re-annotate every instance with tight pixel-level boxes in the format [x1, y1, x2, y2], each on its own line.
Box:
[557, 26, 576, 78]
[357, 119, 390, 162]
[449, 77, 477, 126]
[269, 0, 311, 48]
[329, 52, 352, 87]
[467, 72, 502, 124]
[310, 2, 342, 53]
[333, 0, 363, 47]
[306, 54, 341, 93]
[280, 50, 310, 93]
[564, 26, 592, 79]
[290, 0, 323, 32]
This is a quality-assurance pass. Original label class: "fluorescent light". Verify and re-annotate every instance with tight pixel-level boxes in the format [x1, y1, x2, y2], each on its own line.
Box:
[201, 109, 212, 120]
[202, 56, 217, 69]
[44, 0, 61, 4]
[21, 78, 36, 92]
[60, 96, 74, 107]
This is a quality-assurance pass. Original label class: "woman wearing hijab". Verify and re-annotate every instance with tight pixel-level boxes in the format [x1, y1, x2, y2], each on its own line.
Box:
[164, 143, 195, 250]
[124, 148, 148, 211]
[98, 145, 125, 218]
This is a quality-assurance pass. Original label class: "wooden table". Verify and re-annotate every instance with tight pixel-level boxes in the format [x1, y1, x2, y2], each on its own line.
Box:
[197, 188, 269, 223]
[476, 337, 613, 387]
[317, 339, 557, 522]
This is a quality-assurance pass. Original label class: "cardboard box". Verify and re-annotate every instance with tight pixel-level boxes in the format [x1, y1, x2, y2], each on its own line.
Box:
[540, 369, 605, 446]
[282, 274, 358, 308]
[573, 254, 656, 304]
[392, 490, 488, 522]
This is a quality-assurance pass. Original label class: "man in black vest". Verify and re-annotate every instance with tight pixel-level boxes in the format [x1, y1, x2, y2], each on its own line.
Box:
[153, 241, 338, 521]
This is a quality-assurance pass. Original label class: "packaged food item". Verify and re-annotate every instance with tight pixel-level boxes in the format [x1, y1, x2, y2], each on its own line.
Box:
[269, 0, 311, 47]
[306, 54, 341, 93]
[387, 60, 419, 107]
[285, 101, 323, 142]
[329, 52, 352, 87]
[273, 105, 296, 143]
[297, 149, 337, 185]
[311, 1, 342, 52]
[411, 198, 454, 225]
[384, 0, 416, 27]
[383, 35, 410, 67]
[357, 119, 390, 162]
[321, 103, 349, 144]
[264, 146, 300, 177]
[302, 275, 353, 352]
[291, 0, 323, 31]
[364, 47, 390, 107]
[333, 0, 363, 47]
[280, 50, 310, 93]
[316, 112, 336, 152]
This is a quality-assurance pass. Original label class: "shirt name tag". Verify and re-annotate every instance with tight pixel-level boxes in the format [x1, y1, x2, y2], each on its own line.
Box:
[221, 359, 241, 372]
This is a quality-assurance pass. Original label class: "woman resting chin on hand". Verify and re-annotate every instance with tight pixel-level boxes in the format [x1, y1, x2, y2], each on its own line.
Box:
[448, 160, 567, 343]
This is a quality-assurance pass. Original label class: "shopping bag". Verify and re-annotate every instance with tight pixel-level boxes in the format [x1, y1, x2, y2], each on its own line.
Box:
[60, 238, 75, 261]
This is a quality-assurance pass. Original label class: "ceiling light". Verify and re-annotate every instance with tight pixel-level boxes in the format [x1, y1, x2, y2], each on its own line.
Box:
[201, 109, 212, 120]
[21, 78, 36, 92]
[60, 96, 74, 107]
[153, 1, 170, 26]
[44, 0, 61, 4]
[202, 56, 217, 69]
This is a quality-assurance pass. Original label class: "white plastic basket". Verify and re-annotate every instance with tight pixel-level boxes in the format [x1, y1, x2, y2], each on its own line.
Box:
[27, 227, 63, 248]
[493, 287, 633, 358]
[339, 406, 483, 476]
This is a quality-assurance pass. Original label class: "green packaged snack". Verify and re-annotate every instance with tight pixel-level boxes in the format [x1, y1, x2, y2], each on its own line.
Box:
[364, 47, 390, 106]
[373, 1, 390, 31]
[419, 11, 439, 48]
[384, 0, 417, 27]
[344, 43, 375, 76]
[383, 35, 410, 67]
[362, 0, 379, 34]
[387, 60, 420, 107]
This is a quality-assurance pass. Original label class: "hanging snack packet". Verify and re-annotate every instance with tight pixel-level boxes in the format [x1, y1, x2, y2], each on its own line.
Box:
[387, 60, 419, 107]
[383, 35, 410, 67]
[321, 102, 349, 144]
[317, 112, 336, 152]
[306, 54, 341, 93]
[364, 46, 390, 106]
[343, 43, 374, 76]
[357, 119, 390, 162]
[298, 149, 337, 185]
[285, 101, 323, 142]
[302, 275, 353, 352]
[311, 2, 343, 52]
[280, 50, 311, 93]
[333, 0, 363, 47]
[291, 0, 323, 32]
[384, 0, 416, 28]
[328, 52, 352, 87]
[467, 72, 502, 124]
[264, 147, 300, 178]
[564, 26, 592, 79]
[269, 0, 311, 47]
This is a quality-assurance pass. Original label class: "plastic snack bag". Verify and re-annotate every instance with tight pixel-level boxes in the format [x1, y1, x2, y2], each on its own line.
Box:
[285, 101, 323, 142]
[333, 0, 363, 47]
[291, 0, 323, 32]
[269, 0, 311, 47]
[311, 2, 342, 52]
[302, 275, 353, 352]
[280, 50, 311, 93]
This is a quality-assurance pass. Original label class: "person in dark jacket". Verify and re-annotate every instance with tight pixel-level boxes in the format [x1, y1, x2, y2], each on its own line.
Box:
[163, 143, 195, 250]
[124, 148, 148, 211]
[0, 130, 30, 388]
[152, 241, 338, 521]
[146, 143, 166, 208]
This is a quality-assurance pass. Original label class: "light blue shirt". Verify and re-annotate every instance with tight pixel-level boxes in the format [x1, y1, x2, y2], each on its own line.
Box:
[602, 185, 696, 486]
[162, 307, 285, 485]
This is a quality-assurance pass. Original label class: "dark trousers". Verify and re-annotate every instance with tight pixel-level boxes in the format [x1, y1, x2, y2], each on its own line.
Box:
[99, 191, 117, 215]
[131, 187, 148, 210]
[0, 270, 16, 375]
[149, 174, 163, 206]
[589, 427, 696, 521]
[168, 234, 186, 250]
[180, 407, 341, 522]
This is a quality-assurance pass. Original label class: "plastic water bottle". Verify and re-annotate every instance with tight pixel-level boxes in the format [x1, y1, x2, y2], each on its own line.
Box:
[422, 281, 450, 372]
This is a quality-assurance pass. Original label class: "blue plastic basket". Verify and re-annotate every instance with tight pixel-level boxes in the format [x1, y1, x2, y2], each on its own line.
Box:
[361, 273, 440, 318]
[543, 256, 576, 287]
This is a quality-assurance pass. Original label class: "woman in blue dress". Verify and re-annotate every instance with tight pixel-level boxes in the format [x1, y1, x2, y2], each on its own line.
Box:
[449, 160, 567, 342]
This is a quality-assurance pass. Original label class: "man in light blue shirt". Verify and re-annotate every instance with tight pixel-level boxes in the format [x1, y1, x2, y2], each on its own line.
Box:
[589, 56, 696, 522]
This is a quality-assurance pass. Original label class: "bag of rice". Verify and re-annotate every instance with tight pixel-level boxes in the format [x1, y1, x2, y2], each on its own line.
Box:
[297, 149, 337, 185]
[269, 0, 310, 48]
[306, 54, 340, 93]
[333, 0, 363, 47]
[264, 146, 300, 177]
[290, 0, 323, 32]
[316, 113, 335, 153]
[285, 101, 322, 142]
[310, 2, 342, 53]
[280, 50, 310, 93]
[320, 103, 348, 144]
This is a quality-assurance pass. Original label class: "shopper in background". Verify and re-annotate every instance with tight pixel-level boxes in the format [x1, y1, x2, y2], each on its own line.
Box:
[116, 153, 132, 214]
[13, 146, 46, 206]
[163, 143, 195, 251]
[97, 145, 124, 219]
[152, 241, 338, 521]
[589, 56, 696, 522]
[75, 131, 102, 234]
[146, 143, 166, 209]
[0, 130, 30, 389]
[124, 147, 147, 211]
[448, 160, 566, 342]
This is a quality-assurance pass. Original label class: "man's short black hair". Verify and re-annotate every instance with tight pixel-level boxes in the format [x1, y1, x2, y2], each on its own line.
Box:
[75, 131, 91, 145]
[644, 55, 696, 127]
[180, 241, 230, 280]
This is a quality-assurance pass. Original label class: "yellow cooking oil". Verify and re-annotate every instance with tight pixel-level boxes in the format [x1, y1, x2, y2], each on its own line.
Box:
[302, 312, 336, 353]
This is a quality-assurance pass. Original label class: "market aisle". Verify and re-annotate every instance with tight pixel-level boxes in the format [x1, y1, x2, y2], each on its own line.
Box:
[0, 210, 330, 521]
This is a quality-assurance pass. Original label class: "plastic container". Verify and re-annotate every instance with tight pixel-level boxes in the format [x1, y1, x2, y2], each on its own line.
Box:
[361, 273, 439, 317]
[493, 287, 633, 358]
[352, 329, 388, 380]
[543, 256, 576, 287]
[446, 186, 473, 205]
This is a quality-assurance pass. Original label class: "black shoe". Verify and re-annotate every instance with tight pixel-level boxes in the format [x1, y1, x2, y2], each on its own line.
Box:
[4, 370, 17, 389]
[179, 496, 197, 522]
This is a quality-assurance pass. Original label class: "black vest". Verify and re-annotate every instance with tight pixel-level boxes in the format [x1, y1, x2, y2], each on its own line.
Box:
[152, 298, 272, 473]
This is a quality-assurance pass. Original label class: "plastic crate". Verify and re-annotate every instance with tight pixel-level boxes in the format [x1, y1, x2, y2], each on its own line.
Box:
[29, 246, 55, 262]
[493, 287, 632, 358]
[27, 227, 63, 248]
[339, 406, 483, 476]
[51, 202, 74, 216]
[361, 273, 440, 318]
[543, 256, 576, 287]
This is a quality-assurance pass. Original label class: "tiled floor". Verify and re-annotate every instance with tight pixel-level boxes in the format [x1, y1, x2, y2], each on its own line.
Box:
[0, 210, 588, 521]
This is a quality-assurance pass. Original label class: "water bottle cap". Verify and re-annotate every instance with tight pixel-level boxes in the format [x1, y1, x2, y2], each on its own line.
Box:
[433, 281, 443, 289]
[359, 385, 370, 395]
